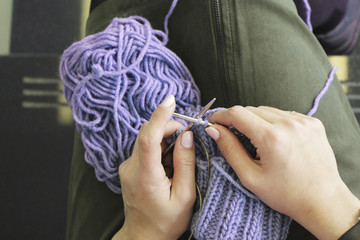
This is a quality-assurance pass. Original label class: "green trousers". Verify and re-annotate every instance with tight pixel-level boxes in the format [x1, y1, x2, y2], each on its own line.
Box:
[66, 0, 360, 239]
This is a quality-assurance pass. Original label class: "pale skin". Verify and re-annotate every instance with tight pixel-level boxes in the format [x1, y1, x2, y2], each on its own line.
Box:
[207, 106, 360, 240]
[113, 95, 196, 240]
[113, 95, 360, 240]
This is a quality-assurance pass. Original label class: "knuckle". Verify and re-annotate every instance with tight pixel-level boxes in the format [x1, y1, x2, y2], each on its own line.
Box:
[220, 142, 235, 159]
[174, 140, 195, 165]
[137, 133, 155, 150]
[265, 128, 287, 149]
[309, 117, 326, 134]
[285, 117, 324, 134]
[310, 117, 323, 127]
[257, 105, 268, 110]
[284, 118, 303, 130]
[228, 105, 244, 115]
[175, 154, 195, 168]
[280, 116, 308, 134]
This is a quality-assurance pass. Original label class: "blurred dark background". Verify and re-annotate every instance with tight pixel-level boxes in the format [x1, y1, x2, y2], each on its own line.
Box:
[0, 0, 89, 239]
[0, 1, 359, 240]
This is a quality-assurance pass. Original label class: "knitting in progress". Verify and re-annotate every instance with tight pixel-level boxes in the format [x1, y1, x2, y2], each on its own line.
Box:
[59, 0, 335, 239]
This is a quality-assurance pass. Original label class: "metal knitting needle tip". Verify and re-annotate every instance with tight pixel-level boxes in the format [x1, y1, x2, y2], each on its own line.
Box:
[200, 98, 216, 117]
[173, 112, 213, 127]
[162, 98, 216, 158]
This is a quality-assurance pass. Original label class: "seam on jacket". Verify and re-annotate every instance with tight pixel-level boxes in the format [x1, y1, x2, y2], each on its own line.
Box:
[226, 0, 237, 101]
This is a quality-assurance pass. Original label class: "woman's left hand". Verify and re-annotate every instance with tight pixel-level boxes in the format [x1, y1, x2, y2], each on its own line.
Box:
[113, 95, 196, 240]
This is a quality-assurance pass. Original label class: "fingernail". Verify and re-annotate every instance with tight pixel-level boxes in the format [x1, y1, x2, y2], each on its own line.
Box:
[181, 131, 193, 148]
[161, 95, 175, 108]
[205, 127, 220, 141]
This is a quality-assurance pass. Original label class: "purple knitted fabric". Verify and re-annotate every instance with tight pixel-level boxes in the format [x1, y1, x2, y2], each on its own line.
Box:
[168, 110, 292, 239]
[59, 14, 334, 239]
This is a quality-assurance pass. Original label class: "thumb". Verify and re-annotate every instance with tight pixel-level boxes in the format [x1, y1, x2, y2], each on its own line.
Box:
[171, 131, 196, 202]
[205, 125, 260, 188]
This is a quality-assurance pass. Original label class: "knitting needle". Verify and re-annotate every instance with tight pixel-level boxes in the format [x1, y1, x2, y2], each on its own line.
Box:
[173, 112, 213, 127]
[177, 97, 216, 132]
[162, 98, 216, 157]
[182, 97, 216, 131]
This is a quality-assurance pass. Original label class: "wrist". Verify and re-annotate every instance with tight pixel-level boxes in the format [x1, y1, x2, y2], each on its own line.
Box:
[112, 228, 130, 240]
[295, 181, 360, 240]
[112, 227, 156, 240]
[112, 222, 178, 240]
[112, 227, 142, 240]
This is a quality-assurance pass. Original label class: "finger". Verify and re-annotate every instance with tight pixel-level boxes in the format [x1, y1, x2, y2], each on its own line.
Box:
[171, 131, 196, 201]
[208, 106, 271, 148]
[142, 95, 176, 142]
[256, 106, 308, 119]
[205, 125, 261, 188]
[134, 120, 182, 157]
[164, 120, 184, 138]
[161, 120, 185, 150]
[137, 95, 176, 169]
[245, 106, 286, 124]
[161, 121, 184, 178]
[160, 120, 185, 151]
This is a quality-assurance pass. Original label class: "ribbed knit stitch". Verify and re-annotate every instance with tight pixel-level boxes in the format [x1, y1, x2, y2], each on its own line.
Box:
[169, 112, 292, 240]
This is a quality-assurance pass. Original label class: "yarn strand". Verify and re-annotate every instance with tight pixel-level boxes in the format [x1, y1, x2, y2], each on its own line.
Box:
[163, 0, 179, 45]
[307, 66, 337, 116]
[302, 0, 313, 31]
[188, 136, 210, 240]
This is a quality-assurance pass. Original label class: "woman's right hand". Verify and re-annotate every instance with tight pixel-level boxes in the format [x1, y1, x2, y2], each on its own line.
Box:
[206, 106, 360, 240]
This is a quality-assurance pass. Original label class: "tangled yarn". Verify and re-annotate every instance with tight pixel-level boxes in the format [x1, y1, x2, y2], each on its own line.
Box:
[60, 16, 200, 193]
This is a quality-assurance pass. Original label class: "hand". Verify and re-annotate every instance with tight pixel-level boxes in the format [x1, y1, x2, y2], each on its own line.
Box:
[206, 106, 360, 240]
[112, 95, 196, 240]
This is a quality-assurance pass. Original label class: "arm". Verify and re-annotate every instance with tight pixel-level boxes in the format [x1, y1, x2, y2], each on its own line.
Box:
[112, 95, 196, 240]
[207, 106, 360, 240]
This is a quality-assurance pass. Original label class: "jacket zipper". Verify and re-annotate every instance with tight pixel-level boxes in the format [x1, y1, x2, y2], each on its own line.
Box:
[213, 0, 229, 107]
